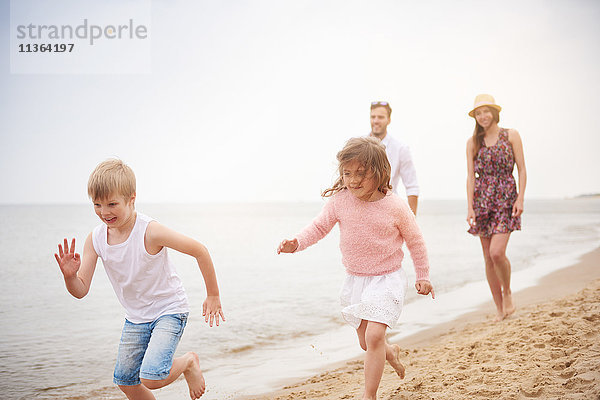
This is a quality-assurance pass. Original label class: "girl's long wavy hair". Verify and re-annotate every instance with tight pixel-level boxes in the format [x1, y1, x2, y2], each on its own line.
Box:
[322, 137, 392, 198]
[471, 107, 500, 160]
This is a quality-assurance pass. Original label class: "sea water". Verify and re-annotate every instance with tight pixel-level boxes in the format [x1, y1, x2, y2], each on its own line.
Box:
[0, 198, 598, 399]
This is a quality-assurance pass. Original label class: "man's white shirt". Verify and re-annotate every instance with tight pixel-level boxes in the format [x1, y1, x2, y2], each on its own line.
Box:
[377, 133, 419, 196]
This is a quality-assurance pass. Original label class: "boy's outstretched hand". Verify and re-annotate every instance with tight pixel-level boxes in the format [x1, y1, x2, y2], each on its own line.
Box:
[277, 238, 298, 254]
[203, 295, 225, 327]
[54, 238, 81, 279]
[415, 280, 435, 299]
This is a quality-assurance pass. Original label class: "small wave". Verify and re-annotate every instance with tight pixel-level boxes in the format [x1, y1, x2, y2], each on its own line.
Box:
[229, 344, 255, 354]
[38, 382, 79, 392]
[35, 385, 122, 400]
[224, 329, 318, 355]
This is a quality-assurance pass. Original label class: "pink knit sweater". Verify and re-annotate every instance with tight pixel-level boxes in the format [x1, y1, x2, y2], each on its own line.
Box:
[295, 189, 430, 280]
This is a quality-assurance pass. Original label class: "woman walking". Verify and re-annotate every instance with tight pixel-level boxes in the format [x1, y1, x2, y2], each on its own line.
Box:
[466, 94, 527, 321]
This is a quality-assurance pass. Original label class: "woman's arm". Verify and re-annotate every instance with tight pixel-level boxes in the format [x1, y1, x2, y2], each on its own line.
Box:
[466, 138, 476, 226]
[509, 129, 527, 217]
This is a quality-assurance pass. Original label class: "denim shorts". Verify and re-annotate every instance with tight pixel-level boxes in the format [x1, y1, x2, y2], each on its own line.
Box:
[113, 313, 188, 386]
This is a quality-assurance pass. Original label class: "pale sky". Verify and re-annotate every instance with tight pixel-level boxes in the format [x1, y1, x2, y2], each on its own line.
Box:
[1, 0, 599, 204]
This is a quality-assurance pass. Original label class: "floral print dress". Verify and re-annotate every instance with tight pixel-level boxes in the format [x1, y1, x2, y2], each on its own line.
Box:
[468, 128, 521, 237]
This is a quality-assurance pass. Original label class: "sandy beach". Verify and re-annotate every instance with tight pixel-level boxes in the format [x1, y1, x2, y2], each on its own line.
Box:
[247, 247, 600, 400]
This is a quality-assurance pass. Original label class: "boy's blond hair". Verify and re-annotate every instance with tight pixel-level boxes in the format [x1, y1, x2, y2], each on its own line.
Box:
[88, 159, 136, 201]
[322, 137, 392, 198]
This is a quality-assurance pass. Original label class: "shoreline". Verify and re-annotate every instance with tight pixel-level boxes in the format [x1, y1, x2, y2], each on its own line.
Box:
[245, 246, 600, 399]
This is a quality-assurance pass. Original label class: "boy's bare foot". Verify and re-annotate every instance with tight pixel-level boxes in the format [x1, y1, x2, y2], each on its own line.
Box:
[388, 344, 405, 379]
[503, 293, 516, 317]
[183, 352, 205, 399]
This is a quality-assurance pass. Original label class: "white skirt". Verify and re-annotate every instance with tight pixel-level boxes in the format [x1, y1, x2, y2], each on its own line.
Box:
[340, 268, 408, 329]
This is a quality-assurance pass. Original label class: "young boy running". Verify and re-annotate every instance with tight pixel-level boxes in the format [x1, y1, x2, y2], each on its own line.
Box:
[54, 159, 224, 400]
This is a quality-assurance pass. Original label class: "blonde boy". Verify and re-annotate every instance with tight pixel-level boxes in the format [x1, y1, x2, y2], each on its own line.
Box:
[54, 159, 224, 400]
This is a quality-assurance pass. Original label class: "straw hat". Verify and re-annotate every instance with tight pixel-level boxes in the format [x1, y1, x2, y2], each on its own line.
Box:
[468, 94, 502, 117]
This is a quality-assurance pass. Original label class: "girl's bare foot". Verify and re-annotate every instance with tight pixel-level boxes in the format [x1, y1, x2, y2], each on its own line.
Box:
[388, 344, 405, 379]
[183, 352, 205, 399]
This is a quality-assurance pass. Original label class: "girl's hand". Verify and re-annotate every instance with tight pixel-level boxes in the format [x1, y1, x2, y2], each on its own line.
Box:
[415, 280, 435, 299]
[512, 197, 524, 217]
[466, 208, 476, 227]
[203, 295, 225, 327]
[54, 238, 81, 279]
[277, 238, 299, 254]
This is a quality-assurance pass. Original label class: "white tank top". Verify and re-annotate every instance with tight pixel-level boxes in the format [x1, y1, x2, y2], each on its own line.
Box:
[92, 213, 189, 323]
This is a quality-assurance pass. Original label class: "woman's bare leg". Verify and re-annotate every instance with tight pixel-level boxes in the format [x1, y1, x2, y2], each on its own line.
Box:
[489, 233, 515, 316]
[480, 236, 505, 320]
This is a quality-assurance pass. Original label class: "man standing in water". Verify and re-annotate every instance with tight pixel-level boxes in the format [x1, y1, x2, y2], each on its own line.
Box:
[369, 101, 419, 214]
